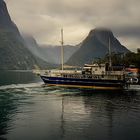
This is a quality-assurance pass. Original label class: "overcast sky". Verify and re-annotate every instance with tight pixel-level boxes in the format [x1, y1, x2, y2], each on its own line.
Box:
[5, 0, 140, 50]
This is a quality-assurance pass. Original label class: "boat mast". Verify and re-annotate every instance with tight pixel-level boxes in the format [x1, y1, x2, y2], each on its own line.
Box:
[60, 28, 64, 71]
[108, 37, 112, 70]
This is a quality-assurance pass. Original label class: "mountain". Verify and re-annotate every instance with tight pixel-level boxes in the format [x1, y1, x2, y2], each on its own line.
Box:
[0, 0, 16, 30]
[0, 0, 51, 70]
[67, 28, 130, 66]
[40, 44, 79, 64]
[23, 34, 79, 64]
[22, 34, 48, 62]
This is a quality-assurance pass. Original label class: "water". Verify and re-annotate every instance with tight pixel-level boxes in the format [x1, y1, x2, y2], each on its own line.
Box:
[0, 71, 140, 140]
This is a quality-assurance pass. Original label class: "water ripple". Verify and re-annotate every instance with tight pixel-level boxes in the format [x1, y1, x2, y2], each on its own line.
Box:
[0, 81, 140, 140]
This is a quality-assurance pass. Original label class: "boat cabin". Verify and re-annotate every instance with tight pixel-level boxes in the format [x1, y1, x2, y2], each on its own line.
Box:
[82, 63, 106, 75]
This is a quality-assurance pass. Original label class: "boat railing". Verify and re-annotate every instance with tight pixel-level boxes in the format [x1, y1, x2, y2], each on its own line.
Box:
[40, 69, 125, 80]
[62, 73, 125, 80]
[45, 70, 81, 74]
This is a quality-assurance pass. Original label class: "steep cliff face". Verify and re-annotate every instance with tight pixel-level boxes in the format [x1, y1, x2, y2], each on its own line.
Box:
[67, 28, 130, 66]
[0, 0, 51, 70]
[0, 0, 19, 33]
[0, 0, 12, 26]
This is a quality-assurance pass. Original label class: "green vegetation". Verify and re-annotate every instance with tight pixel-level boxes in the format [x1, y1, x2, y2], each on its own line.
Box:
[95, 51, 140, 68]
[123, 52, 140, 68]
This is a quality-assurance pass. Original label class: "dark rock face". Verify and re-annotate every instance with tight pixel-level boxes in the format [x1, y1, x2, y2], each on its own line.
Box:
[0, 0, 51, 70]
[67, 28, 130, 66]
[0, 0, 11, 25]
[0, 0, 17, 32]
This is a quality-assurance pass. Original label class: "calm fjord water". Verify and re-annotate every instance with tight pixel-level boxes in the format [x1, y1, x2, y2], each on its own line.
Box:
[0, 71, 140, 140]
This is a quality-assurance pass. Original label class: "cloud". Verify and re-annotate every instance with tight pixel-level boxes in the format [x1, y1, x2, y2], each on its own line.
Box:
[5, 0, 140, 49]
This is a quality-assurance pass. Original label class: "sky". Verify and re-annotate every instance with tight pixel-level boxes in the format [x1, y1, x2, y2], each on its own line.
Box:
[5, 0, 140, 51]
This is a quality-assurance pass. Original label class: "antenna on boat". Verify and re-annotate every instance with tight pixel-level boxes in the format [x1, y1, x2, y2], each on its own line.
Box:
[60, 28, 64, 71]
[108, 37, 112, 70]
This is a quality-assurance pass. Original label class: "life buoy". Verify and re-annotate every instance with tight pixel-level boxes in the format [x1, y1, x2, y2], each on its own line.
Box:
[132, 77, 138, 83]
[126, 77, 139, 84]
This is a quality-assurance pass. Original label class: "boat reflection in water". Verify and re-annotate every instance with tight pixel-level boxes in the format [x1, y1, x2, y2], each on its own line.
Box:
[0, 76, 139, 140]
[60, 89, 139, 140]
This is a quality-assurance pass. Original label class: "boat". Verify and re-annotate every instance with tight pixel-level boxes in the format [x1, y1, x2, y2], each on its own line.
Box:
[39, 29, 127, 90]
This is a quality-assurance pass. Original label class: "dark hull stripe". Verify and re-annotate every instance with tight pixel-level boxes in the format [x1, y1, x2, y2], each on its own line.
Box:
[41, 76, 124, 83]
[41, 76, 125, 90]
